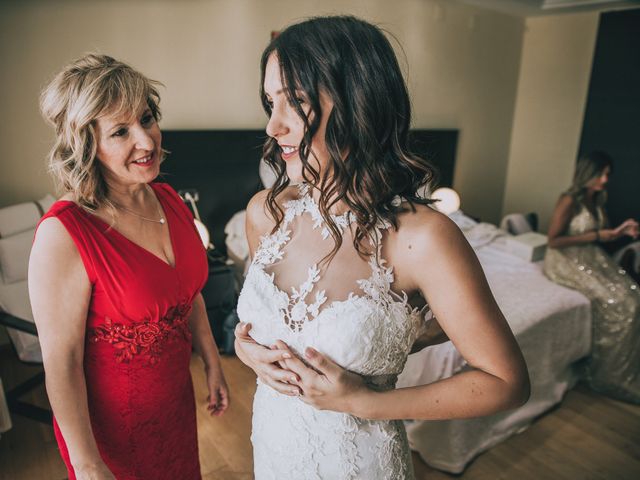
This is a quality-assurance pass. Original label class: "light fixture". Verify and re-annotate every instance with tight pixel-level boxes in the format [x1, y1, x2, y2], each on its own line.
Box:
[182, 191, 213, 250]
[432, 187, 461, 214]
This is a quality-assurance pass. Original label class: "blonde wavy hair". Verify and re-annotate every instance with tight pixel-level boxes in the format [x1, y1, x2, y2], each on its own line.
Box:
[40, 53, 163, 211]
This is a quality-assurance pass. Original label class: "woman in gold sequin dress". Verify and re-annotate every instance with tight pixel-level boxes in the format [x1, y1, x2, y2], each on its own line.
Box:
[544, 151, 640, 403]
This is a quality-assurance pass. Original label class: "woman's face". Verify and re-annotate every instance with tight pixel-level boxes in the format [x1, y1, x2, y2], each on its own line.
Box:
[586, 165, 611, 192]
[94, 104, 162, 191]
[263, 53, 333, 183]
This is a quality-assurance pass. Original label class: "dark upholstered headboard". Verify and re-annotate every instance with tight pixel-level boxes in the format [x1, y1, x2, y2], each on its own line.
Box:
[160, 129, 458, 254]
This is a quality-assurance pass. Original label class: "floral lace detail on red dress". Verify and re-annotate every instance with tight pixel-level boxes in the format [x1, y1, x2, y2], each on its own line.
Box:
[90, 303, 193, 364]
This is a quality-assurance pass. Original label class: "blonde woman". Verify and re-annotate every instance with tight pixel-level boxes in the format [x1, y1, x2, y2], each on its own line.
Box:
[544, 151, 639, 403]
[29, 54, 228, 480]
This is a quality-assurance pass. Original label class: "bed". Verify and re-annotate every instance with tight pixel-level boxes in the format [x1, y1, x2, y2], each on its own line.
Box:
[397, 214, 592, 473]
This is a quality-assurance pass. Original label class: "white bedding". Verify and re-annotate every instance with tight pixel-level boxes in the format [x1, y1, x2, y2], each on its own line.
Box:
[397, 219, 592, 473]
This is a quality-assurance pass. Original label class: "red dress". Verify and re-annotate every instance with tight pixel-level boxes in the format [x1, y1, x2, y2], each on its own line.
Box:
[39, 183, 207, 480]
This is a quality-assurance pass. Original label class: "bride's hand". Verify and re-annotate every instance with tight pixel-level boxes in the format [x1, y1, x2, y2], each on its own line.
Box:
[234, 322, 301, 396]
[275, 341, 370, 415]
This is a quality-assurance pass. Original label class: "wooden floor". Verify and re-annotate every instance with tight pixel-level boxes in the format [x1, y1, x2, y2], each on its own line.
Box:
[1, 346, 639, 479]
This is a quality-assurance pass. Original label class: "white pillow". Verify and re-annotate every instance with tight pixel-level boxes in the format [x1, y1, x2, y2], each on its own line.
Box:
[38, 194, 56, 214]
[0, 202, 40, 238]
[0, 228, 34, 284]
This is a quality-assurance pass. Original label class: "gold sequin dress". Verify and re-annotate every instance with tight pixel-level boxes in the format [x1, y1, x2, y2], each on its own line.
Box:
[544, 203, 640, 403]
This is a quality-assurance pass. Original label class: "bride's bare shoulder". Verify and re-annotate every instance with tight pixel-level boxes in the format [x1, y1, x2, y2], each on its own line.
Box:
[246, 185, 299, 238]
[391, 203, 466, 255]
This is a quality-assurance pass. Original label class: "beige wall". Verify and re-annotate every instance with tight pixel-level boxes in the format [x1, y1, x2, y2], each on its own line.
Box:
[0, 0, 524, 223]
[502, 12, 599, 231]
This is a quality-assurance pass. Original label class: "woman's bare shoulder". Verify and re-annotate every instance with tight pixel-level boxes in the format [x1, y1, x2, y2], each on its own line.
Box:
[246, 185, 299, 238]
[393, 203, 461, 247]
[385, 203, 477, 291]
[32, 216, 79, 260]
[557, 193, 575, 206]
[553, 193, 578, 217]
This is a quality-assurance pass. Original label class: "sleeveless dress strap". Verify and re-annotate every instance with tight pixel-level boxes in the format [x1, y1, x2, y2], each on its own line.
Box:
[37, 202, 98, 284]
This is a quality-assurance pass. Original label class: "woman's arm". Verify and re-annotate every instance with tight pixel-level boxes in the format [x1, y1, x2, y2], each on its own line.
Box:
[547, 195, 597, 248]
[361, 211, 529, 419]
[547, 195, 627, 248]
[281, 209, 530, 421]
[188, 293, 229, 416]
[28, 218, 114, 479]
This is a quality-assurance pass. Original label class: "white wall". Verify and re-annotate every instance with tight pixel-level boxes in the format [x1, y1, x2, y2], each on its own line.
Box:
[0, 0, 524, 223]
[502, 12, 599, 231]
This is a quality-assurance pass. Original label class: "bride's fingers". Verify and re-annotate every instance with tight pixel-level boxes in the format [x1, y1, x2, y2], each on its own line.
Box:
[273, 339, 292, 351]
[260, 372, 301, 396]
[280, 355, 318, 384]
[258, 346, 292, 365]
[234, 321, 253, 339]
[262, 362, 299, 384]
[303, 347, 341, 378]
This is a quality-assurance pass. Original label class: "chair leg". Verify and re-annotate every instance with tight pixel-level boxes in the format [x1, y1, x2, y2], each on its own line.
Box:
[6, 371, 52, 424]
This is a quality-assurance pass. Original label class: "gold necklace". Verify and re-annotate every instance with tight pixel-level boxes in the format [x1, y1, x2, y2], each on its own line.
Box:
[111, 187, 166, 224]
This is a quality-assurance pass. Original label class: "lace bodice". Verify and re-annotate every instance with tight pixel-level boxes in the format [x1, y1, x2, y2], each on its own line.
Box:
[239, 184, 429, 378]
[566, 203, 605, 236]
[237, 185, 431, 479]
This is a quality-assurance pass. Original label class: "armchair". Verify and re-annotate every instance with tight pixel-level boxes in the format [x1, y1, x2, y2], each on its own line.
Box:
[0, 195, 55, 425]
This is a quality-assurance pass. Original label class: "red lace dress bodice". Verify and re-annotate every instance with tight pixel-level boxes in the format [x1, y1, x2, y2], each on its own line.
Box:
[39, 183, 208, 480]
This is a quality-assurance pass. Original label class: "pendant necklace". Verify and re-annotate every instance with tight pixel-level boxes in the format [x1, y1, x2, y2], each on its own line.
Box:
[111, 186, 166, 224]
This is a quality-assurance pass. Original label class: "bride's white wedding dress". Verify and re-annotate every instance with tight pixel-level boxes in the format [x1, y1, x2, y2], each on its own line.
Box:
[237, 185, 431, 479]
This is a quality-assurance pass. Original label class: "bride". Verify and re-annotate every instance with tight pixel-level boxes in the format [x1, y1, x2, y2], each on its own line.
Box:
[235, 15, 530, 479]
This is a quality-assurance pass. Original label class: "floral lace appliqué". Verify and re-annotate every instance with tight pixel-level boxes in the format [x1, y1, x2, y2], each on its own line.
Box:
[90, 303, 192, 364]
[284, 184, 353, 240]
[285, 264, 328, 332]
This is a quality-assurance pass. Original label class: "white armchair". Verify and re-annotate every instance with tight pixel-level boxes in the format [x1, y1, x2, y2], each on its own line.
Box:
[0, 194, 55, 427]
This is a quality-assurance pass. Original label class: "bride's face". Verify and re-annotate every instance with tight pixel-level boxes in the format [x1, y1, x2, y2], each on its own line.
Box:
[263, 53, 334, 183]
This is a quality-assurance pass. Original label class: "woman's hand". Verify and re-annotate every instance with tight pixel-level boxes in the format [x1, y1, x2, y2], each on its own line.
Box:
[599, 219, 639, 242]
[614, 219, 639, 239]
[234, 323, 300, 396]
[204, 363, 229, 416]
[73, 461, 116, 480]
[275, 341, 371, 415]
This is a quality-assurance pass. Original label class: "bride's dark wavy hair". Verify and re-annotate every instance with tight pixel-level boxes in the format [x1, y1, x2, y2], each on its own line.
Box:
[260, 15, 436, 259]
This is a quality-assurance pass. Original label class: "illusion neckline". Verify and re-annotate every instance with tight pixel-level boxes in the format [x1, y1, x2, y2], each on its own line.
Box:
[295, 183, 354, 224]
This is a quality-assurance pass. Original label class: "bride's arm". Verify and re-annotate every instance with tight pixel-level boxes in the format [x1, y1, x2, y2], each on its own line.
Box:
[234, 189, 301, 396]
[282, 208, 530, 420]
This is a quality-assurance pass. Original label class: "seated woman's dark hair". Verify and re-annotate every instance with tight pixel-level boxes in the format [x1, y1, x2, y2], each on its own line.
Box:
[260, 15, 437, 259]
